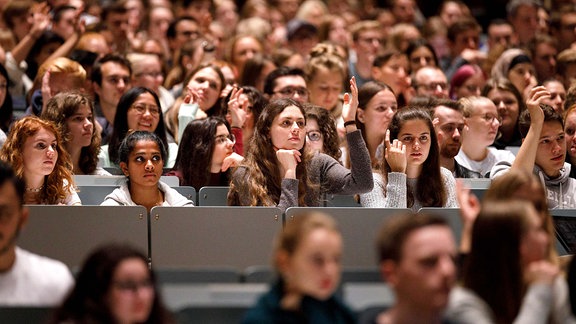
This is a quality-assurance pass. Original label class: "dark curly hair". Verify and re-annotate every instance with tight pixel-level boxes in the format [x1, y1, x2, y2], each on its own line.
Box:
[304, 104, 342, 161]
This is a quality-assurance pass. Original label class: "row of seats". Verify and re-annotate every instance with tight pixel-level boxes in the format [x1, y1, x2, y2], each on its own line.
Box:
[23, 205, 576, 271]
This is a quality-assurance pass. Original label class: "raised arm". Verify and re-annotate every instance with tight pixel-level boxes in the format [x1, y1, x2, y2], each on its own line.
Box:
[511, 86, 550, 174]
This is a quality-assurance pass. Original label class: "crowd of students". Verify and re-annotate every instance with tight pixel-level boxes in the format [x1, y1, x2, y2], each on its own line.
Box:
[2, 0, 576, 322]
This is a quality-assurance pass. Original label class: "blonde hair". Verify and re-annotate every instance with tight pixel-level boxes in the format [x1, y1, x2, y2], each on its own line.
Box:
[459, 96, 494, 117]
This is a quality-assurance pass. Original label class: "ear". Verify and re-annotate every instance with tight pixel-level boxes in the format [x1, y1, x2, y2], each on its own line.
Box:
[120, 162, 129, 177]
[371, 66, 381, 81]
[380, 260, 398, 287]
[19, 206, 29, 229]
[92, 82, 102, 97]
[276, 250, 291, 276]
[357, 108, 365, 123]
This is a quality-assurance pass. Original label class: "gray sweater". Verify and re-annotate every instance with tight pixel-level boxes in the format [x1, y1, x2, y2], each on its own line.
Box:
[359, 167, 458, 211]
[230, 130, 373, 213]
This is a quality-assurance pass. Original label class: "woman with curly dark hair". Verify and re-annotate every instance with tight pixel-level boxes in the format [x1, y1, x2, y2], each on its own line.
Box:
[304, 104, 342, 161]
[228, 77, 372, 213]
[170, 117, 243, 188]
[42, 91, 109, 175]
[49, 243, 174, 324]
[0, 116, 80, 205]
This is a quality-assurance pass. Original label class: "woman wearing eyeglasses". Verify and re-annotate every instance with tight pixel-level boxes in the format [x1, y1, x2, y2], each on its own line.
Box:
[99, 87, 177, 169]
[168, 117, 243, 188]
[228, 77, 373, 213]
[304, 104, 342, 162]
[455, 96, 516, 177]
[49, 243, 174, 324]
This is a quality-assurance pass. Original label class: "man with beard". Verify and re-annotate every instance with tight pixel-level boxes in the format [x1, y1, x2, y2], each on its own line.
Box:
[0, 161, 73, 305]
[431, 99, 482, 178]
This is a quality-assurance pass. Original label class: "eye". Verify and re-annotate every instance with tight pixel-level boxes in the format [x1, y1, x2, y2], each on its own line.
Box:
[281, 120, 291, 127]
[566, 127, 575, 136]
[420, 256, 439, 268]
[559, 134, 565, 141]
[152, 155, 162, 162]
[135, 156, 145, 162]
[540, 139, 550, 144]
[401, 136, 412, 142]
[297, 121, 305, 128]
[419, 135, 429, 142]
[51, 143, 57, 149]
[36, 142, 46, 149]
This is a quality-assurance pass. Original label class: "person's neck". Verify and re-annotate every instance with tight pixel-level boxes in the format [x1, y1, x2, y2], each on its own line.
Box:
[382, 305, 444, 324]
[100, 101, 116, 125]
[0, 247, 16, 273]
[210, 163, 222, 173]
[366, 132, 384, 166]
[24, 174, 44, 191]
[68, 145, 83, 175]
[355, 56, 373, 79]
[406, 164, 422, 179]
[462, 139, 488, 161]
[440, 155, 456, 172]
[129, 183, 163, 212]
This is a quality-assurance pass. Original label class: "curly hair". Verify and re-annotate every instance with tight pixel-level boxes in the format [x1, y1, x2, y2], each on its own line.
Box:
[380, 107, 446, 208]
[49, 243, 173, 324]
[304, 104, 341, 161]
[0, 116, 74, 204]
[108, 87, 169, 166]
[173, 117, 229, 188]
[42, 92, 101, 174]
[228, 98, 313, 206]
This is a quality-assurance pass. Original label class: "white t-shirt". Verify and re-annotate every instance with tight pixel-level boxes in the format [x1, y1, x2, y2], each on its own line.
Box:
[0, 247, 74, 306]
[455, 147, 516, 177]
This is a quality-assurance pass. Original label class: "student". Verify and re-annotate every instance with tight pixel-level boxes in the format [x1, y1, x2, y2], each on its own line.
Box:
[169, 117, 243, 188]
[100, 87, 174, 168]
[101, 131, 194, 211]
[0, 116, 80, 205]
[446, 200, 572, 323]
[241, 212, 356, 324]
[228, 78, 372, 213]
[305, 104, 342, 161]
[369, 212, 457, 324]
[0, 161, 74, 306]
[455, 96, 516, 177]
[355, 81, 398, 167]
[491, 86, 576, 208]
[482, 78, 525, 149]
[360, 107, 458, 210]
[565, 104, 576, 178]
[49, 243, 174, 324]
[42, 92, 110, 175]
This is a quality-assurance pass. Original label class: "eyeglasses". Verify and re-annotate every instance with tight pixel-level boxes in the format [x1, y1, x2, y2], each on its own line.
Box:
[215, 133, 235, 145]
[130, 104, 160, 116]
[415, 82, 448, 91]
[274, 86, 309, 98]
[306, 131, 322, 142]
[358, 37, 383, 45]
[473, 113, 502, 124]
[136, 71, 163, 78]
[105, 76, 131, 85]
[113, 279, 153, 293]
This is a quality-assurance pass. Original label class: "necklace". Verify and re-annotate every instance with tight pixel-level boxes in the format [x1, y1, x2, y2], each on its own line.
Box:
[25, 186, 43, 192]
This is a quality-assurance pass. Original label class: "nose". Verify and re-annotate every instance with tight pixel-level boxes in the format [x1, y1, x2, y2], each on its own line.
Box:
[453, 128, 461, 140]
[498, 101, 506, 110]
[440, 255, 456, 278]
[46, 145, 56, 157]
[291, 121, 300, 131]
[145, 160, 154, 171]
[420, 57, 428, 66]
[413, 139, 421, 150]
[118, 78, 127, 89]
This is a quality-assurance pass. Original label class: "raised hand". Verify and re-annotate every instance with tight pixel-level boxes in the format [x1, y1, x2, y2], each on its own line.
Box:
[276, 149, 301, 179]
[526, 86, 550, 126]
[227, 87, 247, 128]
[341, 76, 359, 124]
[384, 129, 407, 173]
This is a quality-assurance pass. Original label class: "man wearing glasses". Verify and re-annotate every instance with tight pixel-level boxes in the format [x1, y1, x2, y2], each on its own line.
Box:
[349, 21, 382, 88]
[413, 66, 450, 99]
[263, 67, 309, 104]
[92, 54, 132, 145]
